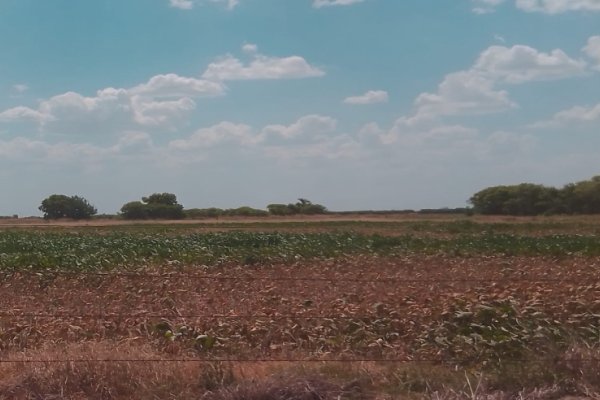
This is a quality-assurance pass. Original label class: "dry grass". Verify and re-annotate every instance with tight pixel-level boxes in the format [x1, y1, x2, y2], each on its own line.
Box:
[1, 343, 599, 399]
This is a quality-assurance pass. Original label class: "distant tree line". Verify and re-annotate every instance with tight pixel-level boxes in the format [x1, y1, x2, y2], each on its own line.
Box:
[469, 176, 600, 216]
[37, 193, 328, 220]
[267, 199, 328, 216]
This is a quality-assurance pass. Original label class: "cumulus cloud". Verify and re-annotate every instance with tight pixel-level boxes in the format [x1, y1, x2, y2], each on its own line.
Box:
[0, 44, 324, 137]
[167, 114, 357, 163]
[0, 106, 52, 124]
[410, 43, 584, 121]
[473, 45, 587, 83]
[343, 90, 389, 105]
[169, 121, 256, 150]
[515, 0, 600, 13]
[129, 74, 223, 98]
[413, 71, 516, 120]
[583, 36, 600, 70]
[202, 45, 325, 81]
[531, 102, 600, 128]
[262, 115, 337, 140]
[0, 74, 224, 135]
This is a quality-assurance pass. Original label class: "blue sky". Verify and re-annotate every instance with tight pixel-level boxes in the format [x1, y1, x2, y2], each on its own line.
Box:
[1, 0, 599, 215]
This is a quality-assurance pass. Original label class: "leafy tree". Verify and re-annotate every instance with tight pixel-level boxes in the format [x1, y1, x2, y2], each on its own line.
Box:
[120, 193, 184, 220]
[568, 176, 600, 214]
[39, 194, 97, 220]
[267, 199, 328, 216]
[469, 184, 558, 216]
[142, 193, 178, 206]
[469, 176, 600, 216]
[120, 201, 148, 220]
[289, 198, 327, 215]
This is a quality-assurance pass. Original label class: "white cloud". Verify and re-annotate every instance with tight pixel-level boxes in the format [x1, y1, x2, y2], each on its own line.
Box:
[473, 0, 600, 14]
[313, 0, 367, 7]
[0, 106, 52, 124]
[0, 74, 224, 134]
[532, 103, 600, 127]
[472, 0, 506, 14]
[343, 90, 389, 105]
[167, 115, 354, 163]
[413, 70, 516, 120]
[169, 0, 194, 9]
[169, 121, 256, 150]
[515, 0, 600, 13]
[169, 0, 239, 10]
[583, 36, 600, 70]
[12, 84, 29, 94]
[411, 43, 584, 121]
[242, 43, 258, 54]
[262, 115, 337, 140]
[473, 45, 587, 83]
[202, 45, 325, 81]
[129, 73, 224, 98]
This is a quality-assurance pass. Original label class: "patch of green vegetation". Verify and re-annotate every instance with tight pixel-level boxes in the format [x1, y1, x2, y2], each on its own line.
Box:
[0, 230, 600, 271]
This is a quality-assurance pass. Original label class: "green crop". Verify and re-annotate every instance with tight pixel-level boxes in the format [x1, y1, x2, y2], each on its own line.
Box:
[1, 231, 600, 271]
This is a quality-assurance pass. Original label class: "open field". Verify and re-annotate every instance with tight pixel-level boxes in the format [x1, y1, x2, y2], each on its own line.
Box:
[0, 216, 599, 398]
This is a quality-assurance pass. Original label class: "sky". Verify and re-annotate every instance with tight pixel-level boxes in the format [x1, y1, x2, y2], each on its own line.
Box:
[1, 0, 599, 216]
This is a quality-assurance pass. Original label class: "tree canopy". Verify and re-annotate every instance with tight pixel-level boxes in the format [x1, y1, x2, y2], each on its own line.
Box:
[120, 193, 184, 220]
[469, 176, 600, 216]
[39, 194, 97, 220]
[267, 199, 327, 215]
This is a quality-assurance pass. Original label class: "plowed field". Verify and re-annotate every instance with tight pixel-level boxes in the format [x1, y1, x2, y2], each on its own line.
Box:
[0, 218, 599, 399]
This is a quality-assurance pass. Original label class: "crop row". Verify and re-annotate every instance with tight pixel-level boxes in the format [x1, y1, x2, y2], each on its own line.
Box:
[1, 231, 600, 271]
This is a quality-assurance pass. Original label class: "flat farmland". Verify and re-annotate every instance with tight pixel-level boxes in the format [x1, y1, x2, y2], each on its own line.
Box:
[0, 216, 599, 399]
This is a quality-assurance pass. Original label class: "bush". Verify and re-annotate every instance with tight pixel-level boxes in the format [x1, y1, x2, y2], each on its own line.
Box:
[267, 199, 328, 216]
[120, 193, 184, 220]
[223, 207, 268, 217]
[184, 208, 224, 219]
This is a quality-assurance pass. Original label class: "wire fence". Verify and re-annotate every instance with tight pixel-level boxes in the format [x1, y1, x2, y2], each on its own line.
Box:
[1, 358, 599, 364]
[3, 272, 599, 283]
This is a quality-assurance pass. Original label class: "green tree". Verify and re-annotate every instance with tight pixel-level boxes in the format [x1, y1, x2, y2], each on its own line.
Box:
[567, 176, 600, 214]
[39, 194, 97, 220]
[289, 198, 327, 215]
[120, 193, 184, 220]
[469, 184, 559, 216]
[120, 201, 148, 220]
[142, 193, 178, 206]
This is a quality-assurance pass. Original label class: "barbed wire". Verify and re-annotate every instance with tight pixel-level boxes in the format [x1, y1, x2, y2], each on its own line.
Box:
[2, 272, 599, 283]
[0, 357, 598, 364]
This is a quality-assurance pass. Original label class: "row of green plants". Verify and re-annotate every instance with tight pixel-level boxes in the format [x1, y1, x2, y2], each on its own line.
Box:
[1, 231, 600, 271]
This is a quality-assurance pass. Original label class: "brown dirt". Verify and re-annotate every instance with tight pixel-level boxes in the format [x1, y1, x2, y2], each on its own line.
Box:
[3, 213, 600, 228]
[0, 255, 598, 359]
[0, 255, 599, 398]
